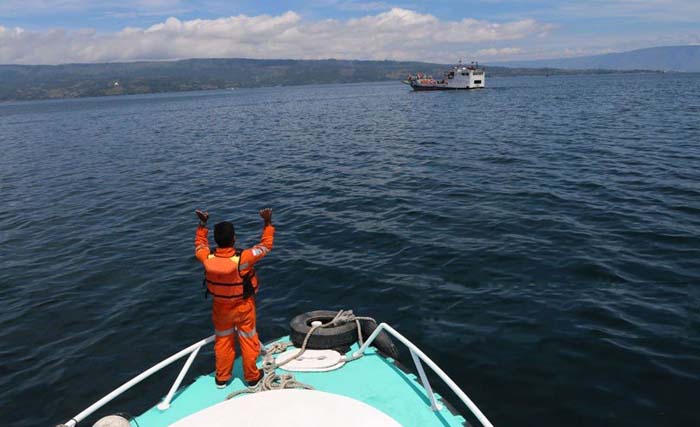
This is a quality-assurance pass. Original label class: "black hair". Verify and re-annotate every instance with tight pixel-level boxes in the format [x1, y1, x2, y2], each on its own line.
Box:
[214, 221, 235, 248]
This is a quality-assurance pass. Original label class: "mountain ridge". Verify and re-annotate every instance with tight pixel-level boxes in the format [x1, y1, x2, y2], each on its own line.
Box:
[492, 45, 700, 72]
[0, 58, 655, 102]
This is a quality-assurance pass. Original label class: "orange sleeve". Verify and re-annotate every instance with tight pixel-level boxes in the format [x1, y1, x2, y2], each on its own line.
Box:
[239, 224, 275, 274]
[194, 225, 211, 263]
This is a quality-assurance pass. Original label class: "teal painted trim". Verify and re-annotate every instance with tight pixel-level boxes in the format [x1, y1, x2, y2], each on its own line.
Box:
[133, 337, 466, 427]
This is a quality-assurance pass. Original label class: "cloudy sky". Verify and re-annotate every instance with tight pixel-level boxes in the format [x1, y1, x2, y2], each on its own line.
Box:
[0, 0, 698, 64]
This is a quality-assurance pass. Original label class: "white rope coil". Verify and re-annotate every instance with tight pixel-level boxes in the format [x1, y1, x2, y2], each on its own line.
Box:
[226, 310, 375, 400]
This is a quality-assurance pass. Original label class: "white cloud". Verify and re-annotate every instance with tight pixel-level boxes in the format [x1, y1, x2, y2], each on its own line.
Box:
[0, 8, 554, 64]
[476, 47, 523, 56]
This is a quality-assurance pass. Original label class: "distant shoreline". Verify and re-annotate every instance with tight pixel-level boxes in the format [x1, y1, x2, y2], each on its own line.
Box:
[3, 72, 667, 105]
[0, 58, 665, 102]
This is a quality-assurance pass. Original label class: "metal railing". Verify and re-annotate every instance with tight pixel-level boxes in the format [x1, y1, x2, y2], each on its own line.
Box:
[59, 335, 215, 427]
[352, 323, 494, 427]
[60, 323, 494, 427]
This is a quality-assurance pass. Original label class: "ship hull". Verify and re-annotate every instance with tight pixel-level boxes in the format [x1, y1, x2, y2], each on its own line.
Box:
[132, 337, 473, 427]
[411, 84, 478, 91]
[405, 62, 486, 90]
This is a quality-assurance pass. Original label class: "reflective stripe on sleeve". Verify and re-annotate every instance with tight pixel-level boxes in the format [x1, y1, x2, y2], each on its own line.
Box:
[215, 328, 235, 337]
[251, 246, 269, 257]
[238, 327, 257, 339]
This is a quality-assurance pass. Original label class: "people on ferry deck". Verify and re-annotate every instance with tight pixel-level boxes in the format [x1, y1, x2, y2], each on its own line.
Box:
[194, 208, 275, 388]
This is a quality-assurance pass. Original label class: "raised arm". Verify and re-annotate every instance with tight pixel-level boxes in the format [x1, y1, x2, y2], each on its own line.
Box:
[239, 208, 275, 271]
[194, 209, 211, 263]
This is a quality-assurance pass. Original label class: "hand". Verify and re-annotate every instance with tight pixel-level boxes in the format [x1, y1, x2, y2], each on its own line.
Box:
[195, 209, 209, 226]
[259, 208, 272, 225]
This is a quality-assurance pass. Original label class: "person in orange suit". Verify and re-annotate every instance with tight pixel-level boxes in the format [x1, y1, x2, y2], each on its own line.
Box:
[194, 208, 275, 388]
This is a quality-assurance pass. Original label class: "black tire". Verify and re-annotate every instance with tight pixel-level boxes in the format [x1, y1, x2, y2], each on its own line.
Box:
[360, 319, 400, 360]
[289, 310, 359, 350]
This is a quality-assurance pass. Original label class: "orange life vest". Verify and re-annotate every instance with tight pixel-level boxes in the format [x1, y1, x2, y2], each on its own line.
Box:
[203, 250, 257, 300]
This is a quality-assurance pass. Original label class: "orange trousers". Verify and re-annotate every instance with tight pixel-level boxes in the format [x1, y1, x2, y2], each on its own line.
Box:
[212, 298, 261, 383]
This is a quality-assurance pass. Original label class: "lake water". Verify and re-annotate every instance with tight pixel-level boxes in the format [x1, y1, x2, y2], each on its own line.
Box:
[1, 74, 699, 427]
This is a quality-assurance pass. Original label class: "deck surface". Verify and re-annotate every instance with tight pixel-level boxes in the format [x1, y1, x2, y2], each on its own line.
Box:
[133, 338, 467, 427]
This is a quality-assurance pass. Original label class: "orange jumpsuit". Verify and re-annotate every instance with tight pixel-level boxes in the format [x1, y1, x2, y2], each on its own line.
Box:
[194, 223, 275, 383]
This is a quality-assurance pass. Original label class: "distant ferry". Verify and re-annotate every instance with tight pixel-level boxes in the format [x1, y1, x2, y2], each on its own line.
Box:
[404, 61, 485, 91]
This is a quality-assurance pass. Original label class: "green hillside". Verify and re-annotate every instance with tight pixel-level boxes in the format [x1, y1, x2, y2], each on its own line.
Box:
[0, 58, 650, 102]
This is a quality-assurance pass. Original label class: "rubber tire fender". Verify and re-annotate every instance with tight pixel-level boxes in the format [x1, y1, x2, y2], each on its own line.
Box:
[289, 310, 358, 350]
[360, 319, 400, 360]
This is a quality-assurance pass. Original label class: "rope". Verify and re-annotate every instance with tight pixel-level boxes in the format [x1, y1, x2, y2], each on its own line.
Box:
[226, 310, 376, 400]
[264, 341, 292, 355]
[226, 351, 313, 399]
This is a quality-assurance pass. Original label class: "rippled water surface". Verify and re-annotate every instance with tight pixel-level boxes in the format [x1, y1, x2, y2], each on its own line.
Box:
[1, 74, 699, 427]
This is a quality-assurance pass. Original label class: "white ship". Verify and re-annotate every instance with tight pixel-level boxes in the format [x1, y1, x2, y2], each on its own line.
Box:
[404, 61, 485, 90]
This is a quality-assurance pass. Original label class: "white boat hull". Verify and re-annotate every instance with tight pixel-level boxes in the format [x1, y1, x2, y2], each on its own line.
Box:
[406, 62, 486, 90]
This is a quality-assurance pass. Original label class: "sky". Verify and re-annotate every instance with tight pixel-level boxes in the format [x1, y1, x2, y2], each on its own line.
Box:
[0, 0, 698, 64]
